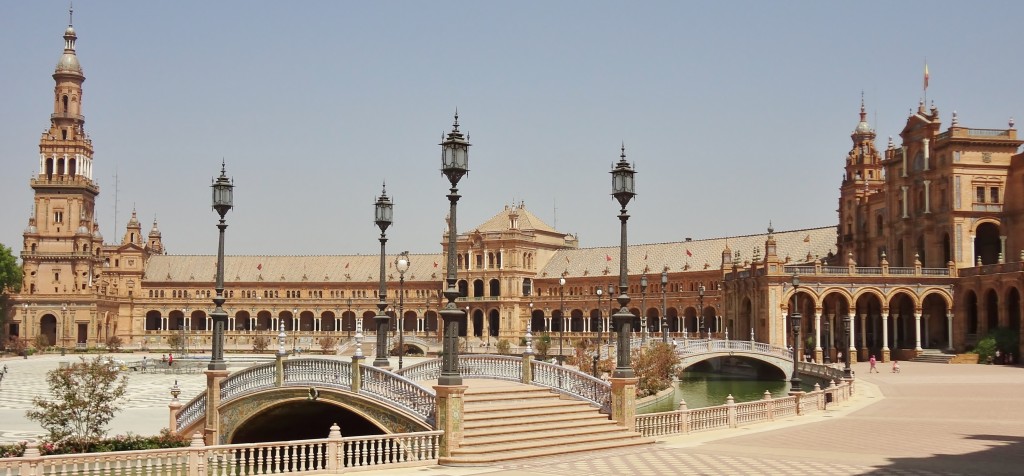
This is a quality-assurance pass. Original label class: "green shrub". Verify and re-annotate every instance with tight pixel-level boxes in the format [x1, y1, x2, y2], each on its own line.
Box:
[0, 429, 189, 457]
[972, 327, 1019, 364]
[495, 339, 511, 355]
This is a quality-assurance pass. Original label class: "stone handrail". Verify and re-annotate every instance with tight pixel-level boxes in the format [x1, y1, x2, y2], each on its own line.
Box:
[220, 362, 276, 402]
[676, 338, 793, 360]
[283, 358, 352, 390]
[530, 360, 611, 413]
[394, 356, 611, 413]
[454, 354, 524, 381]
[796, 361, 848, 383]
[175, 393, 207, 431]
[391, 358, 441, 381]
[0, 429, 443, 475]
[359, 366, 436, 425]
[635, 380, 853, 437]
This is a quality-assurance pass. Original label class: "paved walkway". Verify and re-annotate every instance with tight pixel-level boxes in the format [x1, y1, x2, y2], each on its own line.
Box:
[3, 355, 1022, 474]
[359, 360, 1024, 476]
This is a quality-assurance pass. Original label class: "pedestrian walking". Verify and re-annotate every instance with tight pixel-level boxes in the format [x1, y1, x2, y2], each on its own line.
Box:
[168, 353, 174, 367]
[892, 360, 901, 373]
[869, 354, 879, 373]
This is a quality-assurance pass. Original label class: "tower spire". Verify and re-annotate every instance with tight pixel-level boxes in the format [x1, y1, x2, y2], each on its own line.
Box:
[69, 2, 74, 26]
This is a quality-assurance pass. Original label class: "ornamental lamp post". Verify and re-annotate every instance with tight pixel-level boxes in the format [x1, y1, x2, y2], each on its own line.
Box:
[558, 277, 566, 364]
[60, 303, 67, 356]
[823, 319, 831, 364]
[292, 308, 299, 353]
[661, 271, 668, 344]
[372, 184, 393, 368]
[789, 274, 802, 394]
[610, 144, 637, 379]
[396, 251, 410, 369]
[208, 162, 233, 371]
[842, 314, 853, 379]
[697, 283, 705, 338]
[438, 112, 470, 386]
[640, 274, 648, 343]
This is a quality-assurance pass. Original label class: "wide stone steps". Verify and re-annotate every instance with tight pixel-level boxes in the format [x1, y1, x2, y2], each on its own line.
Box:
[911, 350, 954, 364]
[439, 379, 653, 466]
[911, 354, 955, 363]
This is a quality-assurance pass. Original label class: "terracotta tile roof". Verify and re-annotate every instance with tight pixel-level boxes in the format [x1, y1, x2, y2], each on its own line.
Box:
[539, 226, 836, 279]
[143, 253, 446, 285]
[471, 204, 556, 234]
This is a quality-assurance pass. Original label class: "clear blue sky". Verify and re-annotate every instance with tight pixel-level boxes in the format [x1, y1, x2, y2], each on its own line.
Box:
[2, 1, 1022, 257]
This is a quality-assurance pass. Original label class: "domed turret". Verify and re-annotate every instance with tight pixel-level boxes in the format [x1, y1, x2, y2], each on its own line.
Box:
[55, 18, 83, 75]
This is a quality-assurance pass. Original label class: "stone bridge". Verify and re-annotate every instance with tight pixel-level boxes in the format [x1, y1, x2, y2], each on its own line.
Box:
[173, 355, 610, 444]
[674, 338, 794, 378]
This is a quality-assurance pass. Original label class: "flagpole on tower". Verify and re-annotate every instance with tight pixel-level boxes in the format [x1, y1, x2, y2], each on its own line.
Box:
[923, 60, 929, 106]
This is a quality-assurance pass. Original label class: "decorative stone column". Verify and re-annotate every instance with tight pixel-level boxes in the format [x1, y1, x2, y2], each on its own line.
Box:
[847, 313, 857, 364]
[881, 312, 890, 362]
[813, 308, 823, 363]
[946, 312, 954, 352]
[203, 369, 230, 445]
[859, 313, 867, 361]
[610, 377, 638, 431]
[434, 384, 468, 457]
[914, 311, 923, 351]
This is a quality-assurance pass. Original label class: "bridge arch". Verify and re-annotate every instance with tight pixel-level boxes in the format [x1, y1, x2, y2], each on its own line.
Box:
[676, 340, 793, 380]
[221, 387, 432, 444]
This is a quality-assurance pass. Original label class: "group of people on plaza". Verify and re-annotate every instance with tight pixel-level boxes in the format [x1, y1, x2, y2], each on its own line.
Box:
[867, 355, 899, 373]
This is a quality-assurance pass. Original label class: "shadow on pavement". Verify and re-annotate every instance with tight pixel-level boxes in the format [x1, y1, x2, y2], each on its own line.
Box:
[863, 434, 1024, 475]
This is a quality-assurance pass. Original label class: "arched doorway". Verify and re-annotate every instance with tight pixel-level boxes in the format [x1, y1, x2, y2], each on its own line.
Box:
[39, 314, 58, 346]
[487, 309, 499, 337]
[975, 222, 1001, 265]
[531, 309, 545, 332]
[145, 310, 162, 331]
[985, 289, 999, 332]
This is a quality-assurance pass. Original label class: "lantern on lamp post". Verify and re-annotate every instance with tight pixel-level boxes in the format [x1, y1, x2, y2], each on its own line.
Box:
[372, 184, 393, 368]
[610, 144, 637, 379]
[438, 113, 470, 386]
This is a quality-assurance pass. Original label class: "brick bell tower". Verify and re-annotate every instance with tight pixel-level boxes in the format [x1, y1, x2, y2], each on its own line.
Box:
[836, 94, 884, 265]
[21, 9, 104, 299]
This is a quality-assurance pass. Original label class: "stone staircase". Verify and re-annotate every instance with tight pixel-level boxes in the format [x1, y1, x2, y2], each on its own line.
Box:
[911, 349, 955, 364]
[439, 381, 654, 466]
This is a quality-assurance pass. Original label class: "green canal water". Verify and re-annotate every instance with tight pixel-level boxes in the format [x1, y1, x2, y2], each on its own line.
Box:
[643, 371, 826, 412]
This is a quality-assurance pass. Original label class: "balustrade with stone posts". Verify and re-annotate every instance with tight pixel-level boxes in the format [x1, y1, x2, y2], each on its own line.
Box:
[634, 378, 854, 437]
[0, 426, 443, 476]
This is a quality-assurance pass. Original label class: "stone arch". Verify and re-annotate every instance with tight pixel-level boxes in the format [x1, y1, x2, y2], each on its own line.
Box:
[570, 308, 585, 332]
[921, 292, 951, 349]
[256, 310, 273, 331]
[145, 310, 162, 331]
[964, 290, 980, 335]
[985, 288, 1000, 331]
[234, 310, 251, 331]
[974, 220, 1001, 265]
[221, 388, 430, 445]
[531, 309, 545, 332]
[39, 314, 58, 346]
[1007, 287, 1022, 336]
[361, 311, 376, 332]
[488, 278, 500, 297]
[487, 309, 499, 337]
[471, 308, 484, 337]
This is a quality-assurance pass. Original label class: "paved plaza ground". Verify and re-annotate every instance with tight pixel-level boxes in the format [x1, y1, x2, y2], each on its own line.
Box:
[1, 354, 1022, 475]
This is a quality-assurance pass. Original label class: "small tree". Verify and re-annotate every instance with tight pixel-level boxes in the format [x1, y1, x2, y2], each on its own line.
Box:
[165, 333, 183, 353]
[319, 336, 338, 354]
[495, 338, 511, 355]
[0, 243, 24, 346]
[105, 336, 123, 352]
[34, 334, 50, 352]
[26, 356, 128, 452]
[7, 337, 28, 356]
[631, 342, 679, 398]
[252, 335, 271, 353]
[535, 333, 552, 359]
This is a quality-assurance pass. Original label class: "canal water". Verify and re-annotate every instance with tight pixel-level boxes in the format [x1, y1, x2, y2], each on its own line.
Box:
[643, 371, 827, 412]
